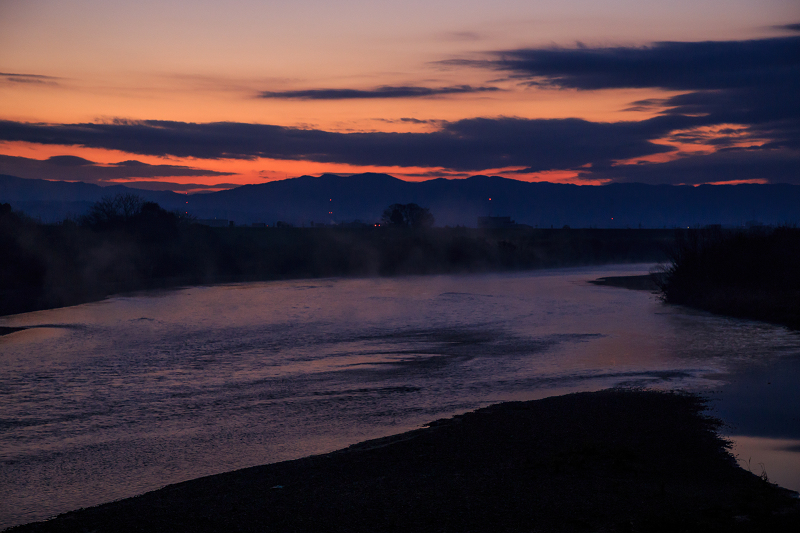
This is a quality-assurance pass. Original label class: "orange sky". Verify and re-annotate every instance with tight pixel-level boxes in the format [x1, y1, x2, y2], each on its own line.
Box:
[1, 0, 798, 189]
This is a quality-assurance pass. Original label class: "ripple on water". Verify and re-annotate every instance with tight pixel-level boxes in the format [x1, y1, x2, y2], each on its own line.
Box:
[1, 265, 800, 528]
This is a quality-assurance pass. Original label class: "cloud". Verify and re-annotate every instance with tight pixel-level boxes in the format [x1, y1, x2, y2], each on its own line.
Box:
[258, 85, 500, 99]
[441, 36, 800, 180]
[578, 147, 800, 186]
[0, 116, 683, 172]
[2, 117, 794, 185]
[450, 36, 800, 92]
[775, 23, 800, 32]
[444, 37, 799, 138]
[2, 34, 797, 185]
[373, 117, 442, 126]
[0, 154, 232, 184]
[120, 181, 241, 192]
[0, 72, 61, 86]
[449, 38, 800, 136]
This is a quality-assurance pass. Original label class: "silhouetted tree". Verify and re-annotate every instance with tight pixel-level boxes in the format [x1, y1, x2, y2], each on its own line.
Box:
[81, 193, 145, 228]
[381, 203, 435, 229]
[131, 201, 182, 240]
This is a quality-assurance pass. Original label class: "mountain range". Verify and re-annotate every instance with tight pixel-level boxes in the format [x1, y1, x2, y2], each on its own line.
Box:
[3, 173, 800, 228]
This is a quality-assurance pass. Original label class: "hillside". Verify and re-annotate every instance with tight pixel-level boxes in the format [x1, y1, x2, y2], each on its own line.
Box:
[4, 173, 800, 228]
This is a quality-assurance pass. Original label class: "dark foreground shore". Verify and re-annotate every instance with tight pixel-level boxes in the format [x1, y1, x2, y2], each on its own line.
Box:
[657, 227, 800, 330]
[8, 390, 799, 533]
[588, 274, 660, 292]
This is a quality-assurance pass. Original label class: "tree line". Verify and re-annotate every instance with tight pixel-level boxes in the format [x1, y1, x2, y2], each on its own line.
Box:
[656, 225, 800, 329]
[1, 194, 673, 316]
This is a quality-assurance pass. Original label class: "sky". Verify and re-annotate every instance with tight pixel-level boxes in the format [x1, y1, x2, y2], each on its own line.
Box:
[1, 0, 798, 192]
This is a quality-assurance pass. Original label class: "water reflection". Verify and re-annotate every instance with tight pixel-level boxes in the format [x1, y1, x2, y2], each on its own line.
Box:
[0, 264, 799, 528]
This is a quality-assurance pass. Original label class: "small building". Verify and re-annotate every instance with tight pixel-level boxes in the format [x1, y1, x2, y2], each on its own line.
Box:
[195, 219, 230, 228]
[478, 216, 516, 229]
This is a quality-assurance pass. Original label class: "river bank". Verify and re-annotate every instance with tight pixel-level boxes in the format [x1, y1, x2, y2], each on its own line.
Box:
[8, 389, 799, 533]
[656, 227, 800, 330]
[2, 204, 676, 317]
[588, 273, 660, 292]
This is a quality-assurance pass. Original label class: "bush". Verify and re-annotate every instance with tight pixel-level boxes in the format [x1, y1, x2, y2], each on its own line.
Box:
[381, 203, 435, 229]
[658, 226, 800, 328]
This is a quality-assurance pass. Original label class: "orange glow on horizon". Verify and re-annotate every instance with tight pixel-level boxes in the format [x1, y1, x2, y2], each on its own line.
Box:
[0, 119, 776, 192]
[610, 123, 770, 168]
[698, 179, 769, 186]
[0, 140, 611, 190]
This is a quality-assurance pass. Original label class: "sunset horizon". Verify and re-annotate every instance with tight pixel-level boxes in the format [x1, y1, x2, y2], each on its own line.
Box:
[2, 1, 798, 193]
[4, 3, 800, 529]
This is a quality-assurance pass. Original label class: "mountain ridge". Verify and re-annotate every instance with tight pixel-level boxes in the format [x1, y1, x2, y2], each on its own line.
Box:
[3, 173, 800, 228]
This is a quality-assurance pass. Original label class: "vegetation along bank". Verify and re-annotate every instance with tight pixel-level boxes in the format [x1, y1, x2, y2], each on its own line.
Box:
[0, 197, 673, 316]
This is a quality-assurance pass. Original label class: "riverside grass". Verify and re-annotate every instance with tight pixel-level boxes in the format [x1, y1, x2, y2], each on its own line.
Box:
[1, 200, 674, 317]
[657, 226, 800, 330]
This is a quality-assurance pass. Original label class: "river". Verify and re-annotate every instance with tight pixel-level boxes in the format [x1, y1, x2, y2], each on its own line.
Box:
[1, 264, 799, 529]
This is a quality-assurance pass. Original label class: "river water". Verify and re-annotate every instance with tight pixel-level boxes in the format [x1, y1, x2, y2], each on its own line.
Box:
[1, 264, 799, 529]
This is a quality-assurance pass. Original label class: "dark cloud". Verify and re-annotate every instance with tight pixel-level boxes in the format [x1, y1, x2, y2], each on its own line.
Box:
[578, 148, 800, 186]
[258, 85, 500, 99]
[0, 117, 683, 172]
[0, 72, 60, 85]
[372, 117, 442, 126]
[442, 36, 800, 182]
[3, 34, 798, 185]
[453, 37, 800, 91]
[656, 86, 800, 150]
[775, 23, 800, 32]
[1, 117, 793, 184]
[622, 98, 669, 112]
[0, 154, 232, 184]
[121, 181, 241, 192]
[445, 37, 800, 139]
[452, 38, 800, 139]
[46, 155, 94, 166]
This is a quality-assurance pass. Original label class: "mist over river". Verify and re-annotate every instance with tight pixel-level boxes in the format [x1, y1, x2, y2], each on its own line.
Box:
[1, 265, 799, 529]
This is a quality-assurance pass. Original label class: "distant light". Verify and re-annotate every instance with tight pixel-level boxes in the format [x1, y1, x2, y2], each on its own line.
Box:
[489, 198, 492, 201]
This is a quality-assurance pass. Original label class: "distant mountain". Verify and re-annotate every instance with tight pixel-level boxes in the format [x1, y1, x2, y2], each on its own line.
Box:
[0, 174, 186, 221]
[3, 172, 800, 228]
[182, 173, 800, 228]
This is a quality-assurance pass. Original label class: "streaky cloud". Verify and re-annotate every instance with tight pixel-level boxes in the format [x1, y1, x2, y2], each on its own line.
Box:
[0, 117, 682, 172]
[0, 154, 232, 185]
[446, 36, 799, 162]
[46, 155, 94, 166]
[459, 36, 800, 91]
[1, 72, 61, 85]
[121, 181, 242, 192]
[258, 85, 500, 100]
[579, 148, 800, 186]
